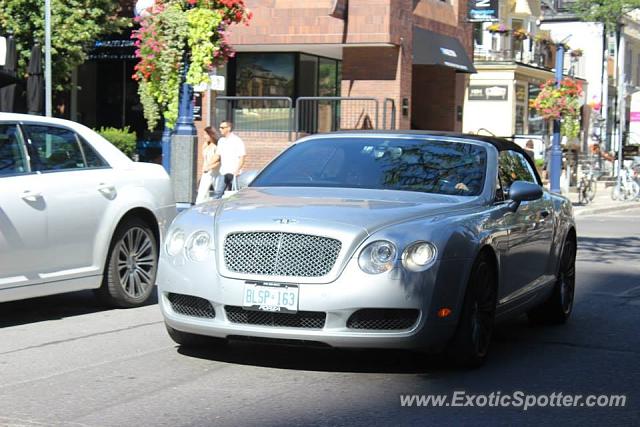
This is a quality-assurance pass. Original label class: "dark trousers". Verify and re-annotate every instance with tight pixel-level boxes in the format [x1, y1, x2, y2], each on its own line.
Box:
[223, 173, 234, 191]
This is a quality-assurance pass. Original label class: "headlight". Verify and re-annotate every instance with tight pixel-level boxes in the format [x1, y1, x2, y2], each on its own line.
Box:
[358, 240, 397, 274]
[186, 231, 212, 262]
[402, 241, 437, 271]
[165, 228, 185, 256]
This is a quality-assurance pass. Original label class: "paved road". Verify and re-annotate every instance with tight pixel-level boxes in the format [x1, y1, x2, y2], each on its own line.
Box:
[1, 208, 639, 426]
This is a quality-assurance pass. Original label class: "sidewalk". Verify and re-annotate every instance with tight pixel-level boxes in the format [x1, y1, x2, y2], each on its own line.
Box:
[563, 181, 640, 217]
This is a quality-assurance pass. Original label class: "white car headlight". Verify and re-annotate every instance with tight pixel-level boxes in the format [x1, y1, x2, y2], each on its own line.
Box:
[402, 241, 437, 271]
[165, 228, 185, 256]
[186, 231, 212, 262]
[358, 240, 397, 274]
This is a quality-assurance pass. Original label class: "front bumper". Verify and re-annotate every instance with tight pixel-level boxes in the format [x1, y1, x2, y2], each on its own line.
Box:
[157, 256, 472, 351]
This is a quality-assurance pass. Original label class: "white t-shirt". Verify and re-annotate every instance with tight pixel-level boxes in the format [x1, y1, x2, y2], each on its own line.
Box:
[218, 133, 246, 175]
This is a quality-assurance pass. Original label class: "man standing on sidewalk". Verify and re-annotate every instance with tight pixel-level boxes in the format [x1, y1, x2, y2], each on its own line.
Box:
[213, 121, 246, 197]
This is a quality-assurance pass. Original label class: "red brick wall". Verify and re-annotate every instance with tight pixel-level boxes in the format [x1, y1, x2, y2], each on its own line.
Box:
[411, 65, 456, 131]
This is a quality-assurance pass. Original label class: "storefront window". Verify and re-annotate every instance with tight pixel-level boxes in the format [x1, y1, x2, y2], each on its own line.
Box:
[298, 54, 319, 97]
[319, 58, 338, 96]
[528, 83, 547, 135]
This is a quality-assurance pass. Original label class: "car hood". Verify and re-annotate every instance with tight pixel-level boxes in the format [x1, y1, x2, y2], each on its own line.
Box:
[212, 186, 477, 234]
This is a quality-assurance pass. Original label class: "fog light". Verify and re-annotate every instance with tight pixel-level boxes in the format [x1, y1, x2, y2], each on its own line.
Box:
[402, 241, 437, 271]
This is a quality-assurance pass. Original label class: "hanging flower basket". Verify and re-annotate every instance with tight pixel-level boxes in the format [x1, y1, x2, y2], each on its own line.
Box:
[534, 33, 552, 46]
[570, 48, 583, 58]
[487, 23, 510, 35]
[512, 28, 529, 41]
[530, 78, 584, 138]
[131, 0, 253, 131]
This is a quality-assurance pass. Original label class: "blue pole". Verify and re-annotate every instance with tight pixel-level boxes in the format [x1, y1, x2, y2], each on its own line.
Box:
[161, 119, 172, 172]
[174, 56, 196, 137]
[550, 43, 565, 193]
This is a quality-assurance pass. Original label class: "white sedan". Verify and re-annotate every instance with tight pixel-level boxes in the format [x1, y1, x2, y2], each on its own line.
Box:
[0, 113, 176, 307]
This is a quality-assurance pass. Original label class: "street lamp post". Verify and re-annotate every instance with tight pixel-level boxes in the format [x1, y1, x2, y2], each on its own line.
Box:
[44, 0, 52, 117]
[616, 28, 627, 188]
[169, 31, 198, 205]
[550, 43, 565, 194]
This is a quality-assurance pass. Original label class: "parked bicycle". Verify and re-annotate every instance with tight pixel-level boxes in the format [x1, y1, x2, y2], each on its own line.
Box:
[577, 165, 598, 204]
[611, 165, 640, 201]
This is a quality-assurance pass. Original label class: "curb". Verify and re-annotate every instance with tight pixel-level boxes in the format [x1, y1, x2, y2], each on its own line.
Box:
[574, 202, 640, 217]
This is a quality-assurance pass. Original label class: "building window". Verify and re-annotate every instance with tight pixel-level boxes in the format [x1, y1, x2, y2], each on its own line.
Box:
[319, 58, 339, 96]
[473, 22, 484, 48]
[235, 53, 295, 97]
[527, 83, 547, 135]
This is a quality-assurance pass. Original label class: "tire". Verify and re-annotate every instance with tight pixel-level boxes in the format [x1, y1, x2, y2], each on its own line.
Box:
[446, 252, 498, 368]
[578, 185, 586, 205]
[528, 236, 576, 325]
[96, 217, 158, 308]
[165, 323, 227, 348]
[586, 179, 597, 202]
[611, 185, 621, 201]
[577, 182, 585, 205]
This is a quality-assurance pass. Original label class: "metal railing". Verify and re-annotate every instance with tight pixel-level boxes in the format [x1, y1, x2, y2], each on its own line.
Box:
[212, 96, 396, 141]
[215, 96, 293, 141]
[295, 97, 379, 137]
[383, 98, 396, 130]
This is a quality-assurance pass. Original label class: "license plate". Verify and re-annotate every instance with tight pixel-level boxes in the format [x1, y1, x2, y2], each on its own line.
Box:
[242, 282, 299, 313]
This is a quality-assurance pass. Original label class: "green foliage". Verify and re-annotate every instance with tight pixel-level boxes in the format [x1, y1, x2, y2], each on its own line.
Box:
[96, 126, 137, 159]
[0, 0, 128, 91]
[134, 2, 188, 130]
[571, 0, 640, 29]
[535, 158, 545, 168]
[186, 7, 222, 86]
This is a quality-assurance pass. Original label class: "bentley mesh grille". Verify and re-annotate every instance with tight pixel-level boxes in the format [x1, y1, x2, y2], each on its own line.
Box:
[347, 309, 419, 330]
[225, 306, 326, 329]
[168, 293, 216, 319]
[223, 232, 342, 277]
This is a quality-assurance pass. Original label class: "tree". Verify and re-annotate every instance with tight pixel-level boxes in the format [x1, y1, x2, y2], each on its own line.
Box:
[571, 0, 640, 29]
[0, 0, 127, 92]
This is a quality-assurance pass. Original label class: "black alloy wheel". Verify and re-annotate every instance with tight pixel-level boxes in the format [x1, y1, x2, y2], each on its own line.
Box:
[528, 237, 576, 324]
[447, 252, 497, 368]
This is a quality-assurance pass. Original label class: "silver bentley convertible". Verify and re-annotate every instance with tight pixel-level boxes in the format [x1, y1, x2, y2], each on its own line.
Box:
[157, 131, 576, 367]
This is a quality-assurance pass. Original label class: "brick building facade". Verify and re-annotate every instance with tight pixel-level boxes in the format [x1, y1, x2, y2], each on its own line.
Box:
[193, 0, 475, 174]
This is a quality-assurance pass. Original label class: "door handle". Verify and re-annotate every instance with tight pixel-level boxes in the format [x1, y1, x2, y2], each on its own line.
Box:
[97, 183, 116, 195]
[20, 190, 42, 202]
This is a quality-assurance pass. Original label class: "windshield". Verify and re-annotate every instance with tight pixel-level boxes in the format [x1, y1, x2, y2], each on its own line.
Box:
[251, 137, 487, 196]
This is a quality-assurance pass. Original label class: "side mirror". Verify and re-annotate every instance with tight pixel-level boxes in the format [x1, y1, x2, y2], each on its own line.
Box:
[237, 169, 259, 189]
[507, 180, 542, 210]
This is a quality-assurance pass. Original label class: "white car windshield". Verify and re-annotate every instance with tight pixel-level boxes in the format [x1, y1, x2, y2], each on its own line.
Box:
[251, 137, 488, 196]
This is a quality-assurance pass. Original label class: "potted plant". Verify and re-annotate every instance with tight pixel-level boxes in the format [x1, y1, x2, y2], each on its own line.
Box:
[570, 48, 583, 58]
[512, 28, 529, 41]
[487, 23, 510, 35]
[534, 33, 552, 46]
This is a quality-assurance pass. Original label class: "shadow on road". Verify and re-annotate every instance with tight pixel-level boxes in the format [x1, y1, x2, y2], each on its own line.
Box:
[578, 235, 640, 264]
[177, 339, 453, 375]
[0, 289, 158, 328]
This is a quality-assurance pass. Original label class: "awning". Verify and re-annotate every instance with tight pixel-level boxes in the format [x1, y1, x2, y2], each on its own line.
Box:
[413, 28, 476, 73]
